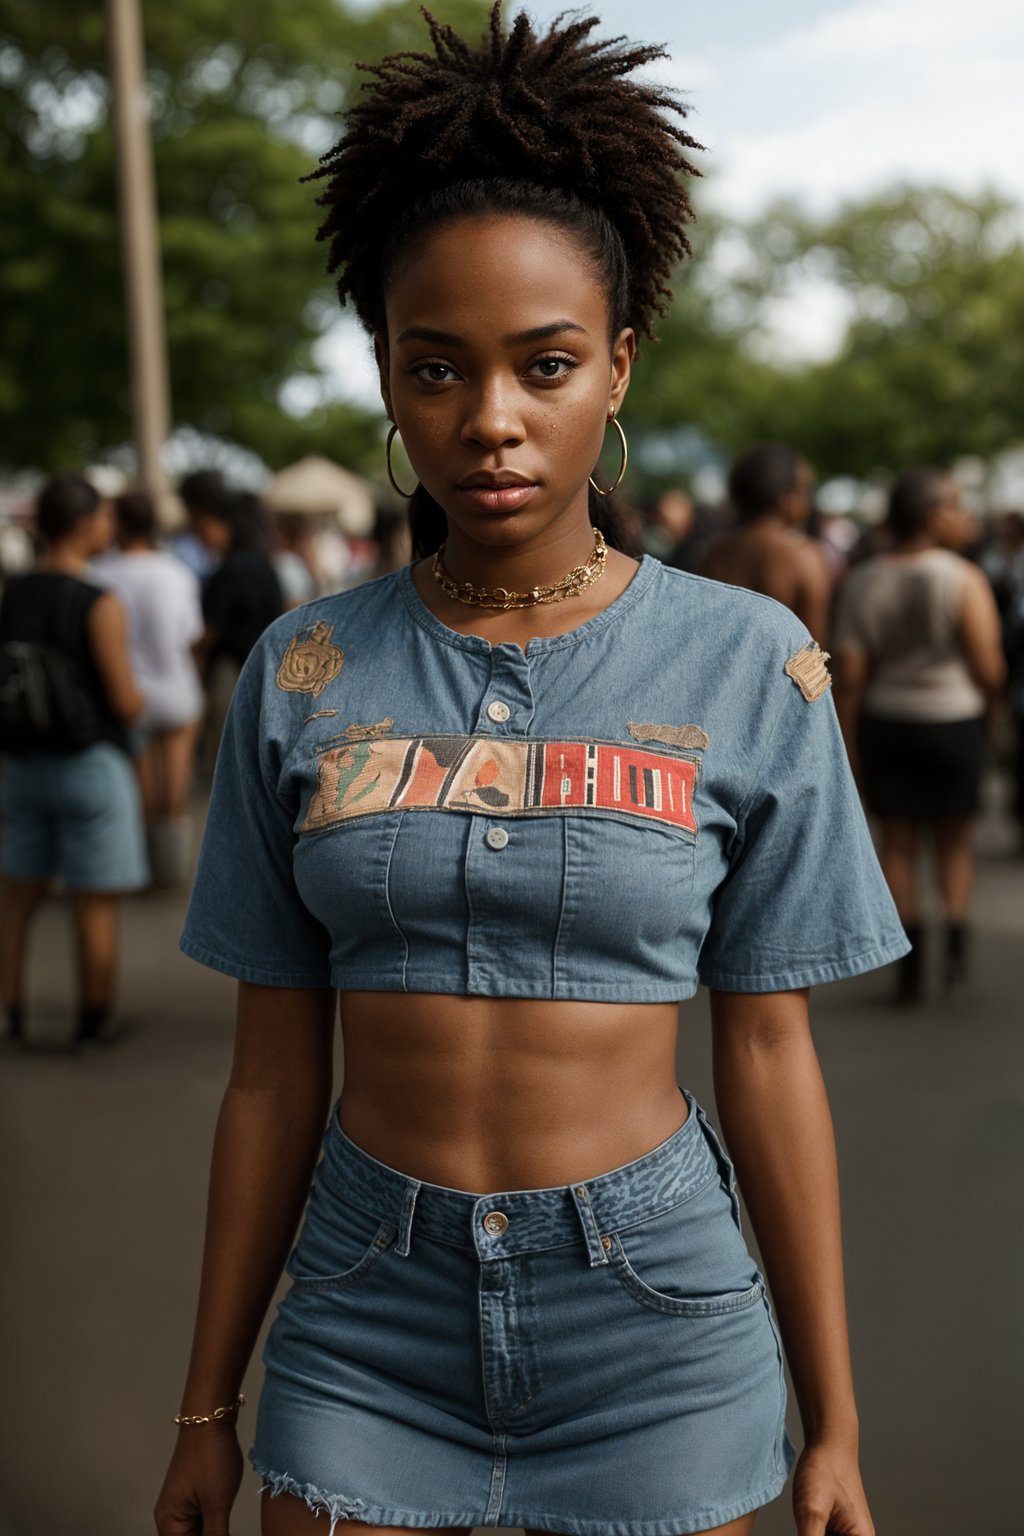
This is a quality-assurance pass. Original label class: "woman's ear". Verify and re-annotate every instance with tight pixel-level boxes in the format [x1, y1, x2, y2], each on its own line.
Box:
[374, 335, 394, 420]
[608, 327, 636, 416]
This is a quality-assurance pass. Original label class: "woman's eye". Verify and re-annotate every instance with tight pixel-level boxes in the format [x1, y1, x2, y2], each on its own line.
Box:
[527, 355, 578, 381]
[412, 361, 458, 384]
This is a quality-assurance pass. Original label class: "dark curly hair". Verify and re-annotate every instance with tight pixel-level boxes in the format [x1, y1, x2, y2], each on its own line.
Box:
[305, 4, 702, 556]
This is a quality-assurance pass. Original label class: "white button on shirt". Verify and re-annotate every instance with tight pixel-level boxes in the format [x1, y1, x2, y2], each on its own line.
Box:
[486, 700, 511, 723]
[485, 827, 510, 851]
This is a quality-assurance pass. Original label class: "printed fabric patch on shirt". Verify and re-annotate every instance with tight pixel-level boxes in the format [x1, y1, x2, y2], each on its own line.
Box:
[276, 621, 344, 699]
[302, 736, 699, 834]
[784, 642, 831, 702]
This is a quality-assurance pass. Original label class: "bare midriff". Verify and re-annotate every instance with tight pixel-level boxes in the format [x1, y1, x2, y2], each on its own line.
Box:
[336, 992, 686, 1194]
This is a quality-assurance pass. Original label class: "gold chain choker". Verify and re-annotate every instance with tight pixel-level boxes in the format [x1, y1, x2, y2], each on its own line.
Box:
[432, 528, 607, 610]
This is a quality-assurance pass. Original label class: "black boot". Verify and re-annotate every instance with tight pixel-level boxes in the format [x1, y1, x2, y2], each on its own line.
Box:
[943, 922, 969, 992]
[895, 923, 924, 1005]
[4, 1004, 25, 1046]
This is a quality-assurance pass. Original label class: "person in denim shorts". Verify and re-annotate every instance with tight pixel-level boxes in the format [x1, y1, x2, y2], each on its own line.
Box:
[156, 11, 908, 1536]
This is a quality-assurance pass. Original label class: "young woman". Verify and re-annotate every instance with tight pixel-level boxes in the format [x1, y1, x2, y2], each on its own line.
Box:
[93, 490, 204, 888]
[0, 475, 146, 1047]
[156, 11, 908, 1536]
[832, 468, 1005, 1000]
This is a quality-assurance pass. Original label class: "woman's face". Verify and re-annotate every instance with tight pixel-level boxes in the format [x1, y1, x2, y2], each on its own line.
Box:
[191, 509, 232, 554]
[377, 214, 634, 556]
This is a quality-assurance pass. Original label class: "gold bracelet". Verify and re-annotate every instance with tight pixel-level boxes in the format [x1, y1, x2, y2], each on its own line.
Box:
[173, 1392, 245, 1427]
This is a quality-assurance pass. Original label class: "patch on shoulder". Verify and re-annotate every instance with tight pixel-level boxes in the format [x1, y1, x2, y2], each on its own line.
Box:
[627, 721, 709, 751]
[344, 717, 394, 741]
[784, 642, 831, 702]
[276, 621, 344, 699]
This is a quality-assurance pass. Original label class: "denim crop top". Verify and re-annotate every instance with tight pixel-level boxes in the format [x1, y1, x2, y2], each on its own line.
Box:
[180, 555, 909, 1000]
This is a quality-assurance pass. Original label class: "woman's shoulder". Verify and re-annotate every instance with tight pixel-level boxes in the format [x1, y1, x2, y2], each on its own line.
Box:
[651, 561, 814, 654]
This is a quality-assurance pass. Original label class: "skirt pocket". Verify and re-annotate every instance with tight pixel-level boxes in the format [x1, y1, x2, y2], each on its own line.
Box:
[286, 1163, 396, 1293]
[604, 1172, 763, 1318]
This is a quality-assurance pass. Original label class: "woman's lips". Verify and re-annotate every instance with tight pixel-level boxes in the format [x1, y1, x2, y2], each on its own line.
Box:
[456, 483, 539, 513]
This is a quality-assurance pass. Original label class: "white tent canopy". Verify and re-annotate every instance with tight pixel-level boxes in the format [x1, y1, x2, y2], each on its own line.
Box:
[266, 455, 375, 536]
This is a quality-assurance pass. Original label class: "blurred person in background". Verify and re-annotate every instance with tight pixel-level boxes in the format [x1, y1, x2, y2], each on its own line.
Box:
[92, 490, 204, 888]
[272, 511, 320, 608]
[699, 444, 833, 646]
[639, 486, 715, 572]
[980, 509, 1024, 618]
[372, 498, 412, 576]
[831, 468, 1006, 1002]
[0, 474, 146, 1048]
[181, 471, 284, 770]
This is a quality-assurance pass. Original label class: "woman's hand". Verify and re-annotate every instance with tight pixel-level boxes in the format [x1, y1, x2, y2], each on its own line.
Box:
[154, 1423, 245, 1535]
[792, 1437, 875, 1536]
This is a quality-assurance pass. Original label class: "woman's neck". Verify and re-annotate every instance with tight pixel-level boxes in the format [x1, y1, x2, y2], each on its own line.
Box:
[36, 546, 90, 575]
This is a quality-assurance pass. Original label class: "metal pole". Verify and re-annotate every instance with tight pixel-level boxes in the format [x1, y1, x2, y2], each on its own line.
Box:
[105, 0, 171, 500]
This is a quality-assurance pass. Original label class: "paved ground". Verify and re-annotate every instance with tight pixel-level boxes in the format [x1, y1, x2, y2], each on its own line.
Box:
[1, 786, 1021, 1536]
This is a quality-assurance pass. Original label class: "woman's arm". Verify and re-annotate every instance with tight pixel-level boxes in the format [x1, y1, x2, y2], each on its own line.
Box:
[831, 648, 869, 784]
[710, 987, 874, 1536]
[86, 590, 144, 722]
[958, 563, 1007, 700]
[155, 981, 335, 1534]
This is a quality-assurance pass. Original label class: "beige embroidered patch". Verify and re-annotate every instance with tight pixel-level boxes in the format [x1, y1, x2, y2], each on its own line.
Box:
[784, 643, 832, 702]
[303, 708, 339, 725]
[276, 621, 344, 699]
[627, 721, 709, 751]
[344, 717, 394, 742]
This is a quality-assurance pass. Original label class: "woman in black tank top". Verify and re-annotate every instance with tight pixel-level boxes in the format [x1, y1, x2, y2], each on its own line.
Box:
[0, 475, 147, 1048]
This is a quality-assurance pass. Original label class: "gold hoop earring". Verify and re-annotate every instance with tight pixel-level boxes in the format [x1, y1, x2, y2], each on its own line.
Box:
[385, 424, 417, 500]
[589, 414, 628, 496]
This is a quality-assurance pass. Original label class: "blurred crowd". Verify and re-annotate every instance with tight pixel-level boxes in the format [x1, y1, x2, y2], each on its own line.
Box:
[1, 446, 1022, 1048]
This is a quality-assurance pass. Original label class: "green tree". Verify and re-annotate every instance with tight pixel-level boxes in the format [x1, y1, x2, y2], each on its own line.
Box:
[658, 186, 1024, 482]
[0, 0, 486, 474]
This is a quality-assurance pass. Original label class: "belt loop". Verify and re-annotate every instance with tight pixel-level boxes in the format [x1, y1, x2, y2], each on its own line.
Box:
[694, 1101, 743, 1231]
[395, 1179, 421, 1258]
[570, 1181, 609, 1267]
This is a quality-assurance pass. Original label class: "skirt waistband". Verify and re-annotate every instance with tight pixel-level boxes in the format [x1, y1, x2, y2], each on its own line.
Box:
[321, 1088, 732, 1265]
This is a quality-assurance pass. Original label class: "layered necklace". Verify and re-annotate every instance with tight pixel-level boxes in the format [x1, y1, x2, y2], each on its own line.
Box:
[432, 527, 607, 610]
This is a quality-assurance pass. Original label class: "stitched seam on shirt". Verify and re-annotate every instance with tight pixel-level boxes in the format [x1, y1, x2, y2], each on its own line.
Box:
[550, 817, 570, 996]
[380, 815, 411, 990]
[699, 936, 910, 985]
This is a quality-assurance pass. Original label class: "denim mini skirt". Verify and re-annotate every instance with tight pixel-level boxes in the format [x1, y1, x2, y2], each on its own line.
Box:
[252, 1089, 796, 1536]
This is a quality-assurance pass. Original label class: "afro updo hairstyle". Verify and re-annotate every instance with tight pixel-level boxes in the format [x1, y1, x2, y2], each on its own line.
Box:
[305, 4, 702, 558]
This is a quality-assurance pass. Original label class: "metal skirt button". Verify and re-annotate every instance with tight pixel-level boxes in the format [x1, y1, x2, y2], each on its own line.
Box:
[482, 1210, 509, 1234]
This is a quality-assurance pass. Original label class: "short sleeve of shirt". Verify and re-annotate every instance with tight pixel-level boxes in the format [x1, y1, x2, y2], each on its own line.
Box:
[696, 632, 910, 993]
[179, 632, 332, 988]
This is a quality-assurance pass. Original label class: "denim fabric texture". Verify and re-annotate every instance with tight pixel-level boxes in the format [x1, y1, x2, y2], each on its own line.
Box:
[180, 555, 908, 998]
[1, 742, 148, 890]
[252, 1089, 796, 1535]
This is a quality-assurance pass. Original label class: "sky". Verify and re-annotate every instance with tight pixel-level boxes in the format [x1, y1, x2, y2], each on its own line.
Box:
[314, 0, 1024, 409]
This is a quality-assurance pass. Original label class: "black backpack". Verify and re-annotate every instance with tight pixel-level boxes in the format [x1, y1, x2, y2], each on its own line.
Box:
[0, 577, 106, 754]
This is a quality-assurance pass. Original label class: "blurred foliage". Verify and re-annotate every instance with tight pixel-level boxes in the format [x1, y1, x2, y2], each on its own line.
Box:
[2, 0, 1024, 487]
[633, 186, 1024, 485]
[0, 0, 486, 474]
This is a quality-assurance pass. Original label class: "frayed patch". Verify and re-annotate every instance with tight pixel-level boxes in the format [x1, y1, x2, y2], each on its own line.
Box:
[303, 708, 340, 725]
[276, 621, 344, 698]
[627, 721, 709, 751]
[344, 716, 394, 741]
[784, 642, 831, 702]
[253, 1460, 368, 1536]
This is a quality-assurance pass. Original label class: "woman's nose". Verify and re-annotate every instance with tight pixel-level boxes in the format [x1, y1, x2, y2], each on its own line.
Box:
[459, 380, 525, 450]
